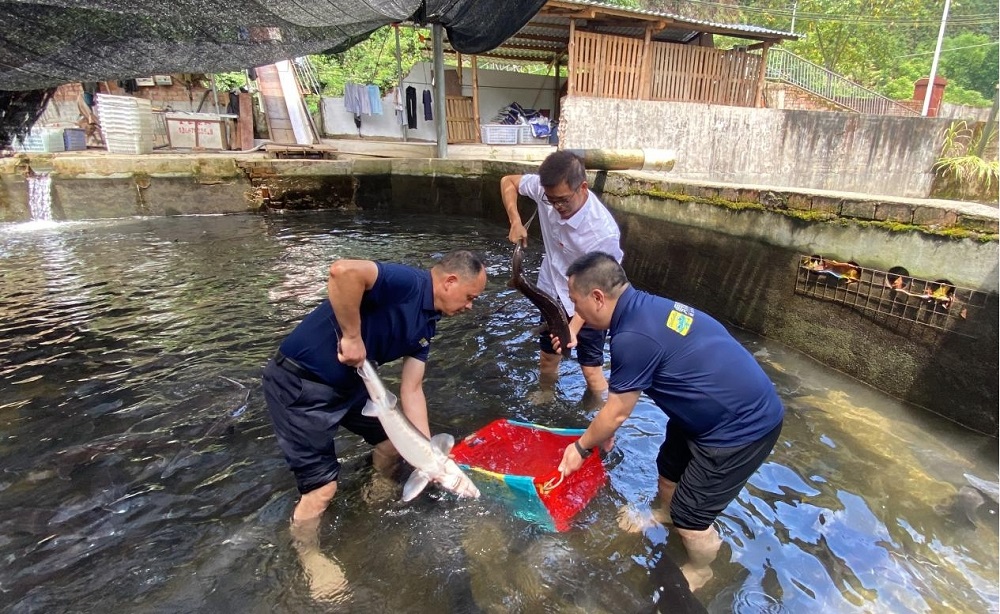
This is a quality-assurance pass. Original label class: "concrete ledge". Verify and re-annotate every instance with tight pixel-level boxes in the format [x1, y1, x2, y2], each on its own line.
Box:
[617, 171, 999, 237]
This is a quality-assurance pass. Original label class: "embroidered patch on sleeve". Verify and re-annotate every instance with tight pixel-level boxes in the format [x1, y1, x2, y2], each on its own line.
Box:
[665, 310, 693, 336]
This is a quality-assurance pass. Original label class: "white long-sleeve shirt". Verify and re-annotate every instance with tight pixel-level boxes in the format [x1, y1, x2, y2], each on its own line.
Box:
[518, 174, 624, 317]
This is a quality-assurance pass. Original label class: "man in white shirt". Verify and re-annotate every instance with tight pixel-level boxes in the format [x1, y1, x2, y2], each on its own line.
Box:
[500, 151, 624, 395]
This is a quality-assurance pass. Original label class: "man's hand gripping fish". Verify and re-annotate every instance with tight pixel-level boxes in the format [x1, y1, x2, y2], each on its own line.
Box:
[357, 360, 480, 502]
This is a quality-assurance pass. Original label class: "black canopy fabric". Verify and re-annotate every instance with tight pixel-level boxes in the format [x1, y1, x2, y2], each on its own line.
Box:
[0, 0, 547, 146]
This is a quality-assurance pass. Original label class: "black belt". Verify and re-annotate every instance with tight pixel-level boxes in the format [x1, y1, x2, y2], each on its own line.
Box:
[273, 351, 326, 384]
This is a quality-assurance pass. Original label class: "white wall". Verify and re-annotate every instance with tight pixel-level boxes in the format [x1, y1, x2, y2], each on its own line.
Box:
[320, 61, 561, 141]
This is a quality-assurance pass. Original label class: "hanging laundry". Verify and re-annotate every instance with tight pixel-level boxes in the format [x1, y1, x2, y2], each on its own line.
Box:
[367, 84, 382, 115]
[393, 88, 405, 126]
[344, 82, 365, 114]
[422, 89, 433, 121]
[359, 85, 371, 115]
[405, 85, 417, 129]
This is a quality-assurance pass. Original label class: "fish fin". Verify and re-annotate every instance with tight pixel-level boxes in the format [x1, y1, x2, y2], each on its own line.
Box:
[361, 399, 380, 418]
[402, 470, 431, 502]
[430, 433, 455, 456]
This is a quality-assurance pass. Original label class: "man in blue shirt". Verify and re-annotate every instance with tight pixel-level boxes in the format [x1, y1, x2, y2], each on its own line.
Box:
[262, 250, 487, 599]
[556, 252, 783, 592]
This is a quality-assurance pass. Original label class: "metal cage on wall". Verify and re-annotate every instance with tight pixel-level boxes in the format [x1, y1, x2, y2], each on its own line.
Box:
[793, 255, 989, 339]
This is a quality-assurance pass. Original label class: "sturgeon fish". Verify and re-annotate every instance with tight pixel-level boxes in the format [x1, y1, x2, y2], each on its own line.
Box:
[509, 242, 573, 356]
[357, 360, 480, 502]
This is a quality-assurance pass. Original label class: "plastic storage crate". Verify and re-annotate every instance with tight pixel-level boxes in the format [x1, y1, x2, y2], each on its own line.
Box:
[480, 124, 520, 145]
[12, 127, 66, 153]
[63, 128, 87, 151]
[518, 124, 550, 145]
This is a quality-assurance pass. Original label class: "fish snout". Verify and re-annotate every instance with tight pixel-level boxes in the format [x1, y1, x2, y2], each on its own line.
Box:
[440, 462, 481, 498]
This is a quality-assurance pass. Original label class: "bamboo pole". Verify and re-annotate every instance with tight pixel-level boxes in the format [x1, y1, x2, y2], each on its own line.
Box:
[471, 55, 481, 143]
[567, 19, 576, 97]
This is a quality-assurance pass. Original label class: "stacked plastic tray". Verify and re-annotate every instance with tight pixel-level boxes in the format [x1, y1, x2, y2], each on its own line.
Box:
[12, 127, 66, 153]
[96, 94, 154, 155]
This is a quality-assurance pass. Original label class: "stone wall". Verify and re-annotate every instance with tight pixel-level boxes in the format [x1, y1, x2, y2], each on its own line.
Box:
[559, 97, 956, 199]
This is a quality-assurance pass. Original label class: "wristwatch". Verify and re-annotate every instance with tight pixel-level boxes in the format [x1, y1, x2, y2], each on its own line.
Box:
[574, 440, 592, 459]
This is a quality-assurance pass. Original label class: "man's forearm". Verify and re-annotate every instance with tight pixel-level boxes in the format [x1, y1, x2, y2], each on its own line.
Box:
[400, 390, 430, 438]
[577, 391, 640, 449]
[578, 412, 621, 450]
[500, 176, 523, 224]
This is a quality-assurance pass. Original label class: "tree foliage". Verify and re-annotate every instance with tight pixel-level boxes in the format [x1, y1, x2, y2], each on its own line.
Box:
[310, 26, 427, 97]
[634, 0, 998, 106]
[284, 1, 996, 107]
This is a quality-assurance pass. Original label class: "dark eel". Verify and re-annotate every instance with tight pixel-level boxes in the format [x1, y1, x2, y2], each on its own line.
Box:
[509, 241, 573, 357]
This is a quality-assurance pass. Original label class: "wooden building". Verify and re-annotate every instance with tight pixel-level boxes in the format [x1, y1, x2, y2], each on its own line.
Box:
[442, 0, 799, 143]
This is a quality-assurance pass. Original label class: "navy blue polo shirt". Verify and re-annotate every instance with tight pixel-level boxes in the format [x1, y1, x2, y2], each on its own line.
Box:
[608, 286, 784, 447]
[278, 262, 440, 388]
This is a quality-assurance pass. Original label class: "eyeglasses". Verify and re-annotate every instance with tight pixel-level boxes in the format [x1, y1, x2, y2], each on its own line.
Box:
[541, 185, 580, 208]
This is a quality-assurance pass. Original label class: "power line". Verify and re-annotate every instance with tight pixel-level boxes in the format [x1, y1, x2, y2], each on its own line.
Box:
[668, 0, 999, 27]
[897, 41, 999, 57]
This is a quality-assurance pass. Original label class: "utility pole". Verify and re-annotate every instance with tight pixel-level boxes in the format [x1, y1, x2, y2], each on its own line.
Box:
[790, 0, 798, 34]
[394, 24, 407, 142]
[922, 0, 950, 117]
[432, 23, 447, 158]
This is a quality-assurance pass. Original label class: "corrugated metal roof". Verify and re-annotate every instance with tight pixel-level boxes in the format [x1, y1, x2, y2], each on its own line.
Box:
[442, 0, 799, 62]
[555, 0, 799, 39]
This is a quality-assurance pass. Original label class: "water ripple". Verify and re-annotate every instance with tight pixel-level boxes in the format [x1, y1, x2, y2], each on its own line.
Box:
[0, 211, 995, 613]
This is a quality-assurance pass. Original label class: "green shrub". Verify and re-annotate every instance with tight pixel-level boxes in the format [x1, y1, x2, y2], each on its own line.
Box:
[933, 120, 999, 202]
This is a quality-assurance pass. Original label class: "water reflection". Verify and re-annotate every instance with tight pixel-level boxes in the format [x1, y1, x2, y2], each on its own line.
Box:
[0, 211, 995, 613]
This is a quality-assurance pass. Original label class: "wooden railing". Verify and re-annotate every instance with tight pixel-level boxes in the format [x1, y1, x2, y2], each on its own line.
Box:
[570, 31, 763, 107]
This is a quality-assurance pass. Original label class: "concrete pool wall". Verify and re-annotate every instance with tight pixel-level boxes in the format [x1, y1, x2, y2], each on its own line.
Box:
[1, 154, 997, 434]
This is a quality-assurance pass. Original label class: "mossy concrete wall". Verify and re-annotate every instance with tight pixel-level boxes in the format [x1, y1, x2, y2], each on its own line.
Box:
[1, 154, 996, 434]
[603, 196, 998, 436]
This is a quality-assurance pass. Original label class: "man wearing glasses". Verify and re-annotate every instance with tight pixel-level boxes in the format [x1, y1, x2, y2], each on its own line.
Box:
[500, 150, 624, 397]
